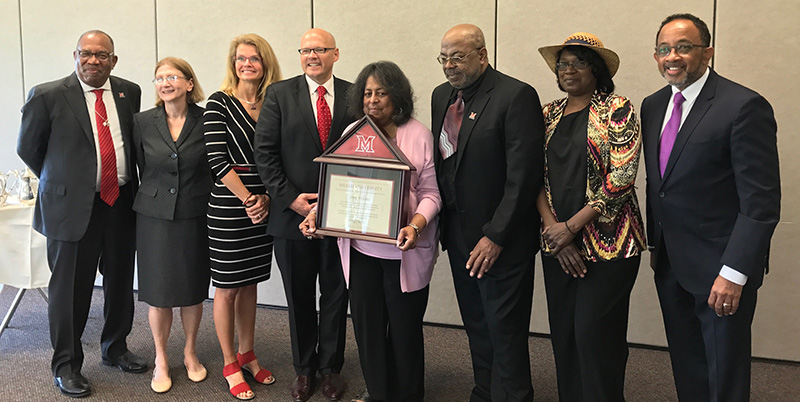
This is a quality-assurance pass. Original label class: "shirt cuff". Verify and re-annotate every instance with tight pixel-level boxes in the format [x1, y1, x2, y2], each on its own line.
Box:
[719, 265, 748, 286]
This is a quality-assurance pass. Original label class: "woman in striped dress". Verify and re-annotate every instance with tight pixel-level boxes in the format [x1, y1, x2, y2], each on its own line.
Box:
[204, 33, 282, 401]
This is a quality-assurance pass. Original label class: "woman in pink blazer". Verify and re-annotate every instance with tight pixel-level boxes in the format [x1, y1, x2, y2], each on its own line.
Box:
[301, 61, 441, 402]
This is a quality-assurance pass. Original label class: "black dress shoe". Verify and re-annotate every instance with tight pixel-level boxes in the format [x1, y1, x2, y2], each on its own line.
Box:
[101, 351, 148, 373]
[291, 375, 314, 401]
[54, 373, 92, 398]
[321, 373, 345, 400]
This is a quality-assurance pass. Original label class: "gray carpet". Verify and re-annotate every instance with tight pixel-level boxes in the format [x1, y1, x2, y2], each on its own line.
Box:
[0, 286, 797, 401]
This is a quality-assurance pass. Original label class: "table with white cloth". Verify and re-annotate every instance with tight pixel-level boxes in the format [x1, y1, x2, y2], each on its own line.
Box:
[0, 199, 50, 339]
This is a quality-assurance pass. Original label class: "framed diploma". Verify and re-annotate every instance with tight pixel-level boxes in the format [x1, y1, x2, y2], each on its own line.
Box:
[313, 116, 416, 244]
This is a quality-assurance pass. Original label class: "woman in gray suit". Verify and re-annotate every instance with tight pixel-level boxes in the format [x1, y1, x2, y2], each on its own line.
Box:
[132, 57, 211, 394]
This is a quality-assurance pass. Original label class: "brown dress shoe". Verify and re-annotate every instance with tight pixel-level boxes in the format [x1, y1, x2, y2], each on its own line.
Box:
[291, 375, 313, 401]
[321, 373, 345, 400]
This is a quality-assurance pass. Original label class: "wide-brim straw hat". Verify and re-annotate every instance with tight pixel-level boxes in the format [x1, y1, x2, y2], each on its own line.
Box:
[538, 32, 620, 77]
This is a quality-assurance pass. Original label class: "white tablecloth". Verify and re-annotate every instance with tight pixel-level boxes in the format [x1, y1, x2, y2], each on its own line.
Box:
[0, 202, 50, 289]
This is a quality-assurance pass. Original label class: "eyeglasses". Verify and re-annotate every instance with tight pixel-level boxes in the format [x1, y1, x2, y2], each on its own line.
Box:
[235, 56, 262, 64]
[298, 48, 335, 56]
[655, 43, 706, 58]
[436, 48, 482, 65]
[152, 75, 186, 84]
[77, 50, 114, 61]
[555, 60, 590, 71]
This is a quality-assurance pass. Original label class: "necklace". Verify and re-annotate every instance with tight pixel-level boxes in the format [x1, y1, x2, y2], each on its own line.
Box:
[234, 92, 259, 110]
[94, 109, 110, 127]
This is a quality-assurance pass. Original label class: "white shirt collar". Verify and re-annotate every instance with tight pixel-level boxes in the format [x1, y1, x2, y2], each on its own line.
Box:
[78, 77, 111, 93]
[671, 67, 710, 103]
[305, 74, 334, 97]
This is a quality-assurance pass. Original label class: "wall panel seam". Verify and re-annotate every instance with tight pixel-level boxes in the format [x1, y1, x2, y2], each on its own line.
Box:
[17, 0, 25, 102]
[494, 0, 498, 67]
[154, 0, 159, 65]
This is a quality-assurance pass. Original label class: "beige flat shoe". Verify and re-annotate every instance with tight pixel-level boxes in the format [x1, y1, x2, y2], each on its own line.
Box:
[186, 364, 207, 383]
[151, 372, 172, 393]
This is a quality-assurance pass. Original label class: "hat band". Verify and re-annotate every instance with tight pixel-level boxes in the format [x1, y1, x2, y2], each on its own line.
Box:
[564, 38, 600, 47]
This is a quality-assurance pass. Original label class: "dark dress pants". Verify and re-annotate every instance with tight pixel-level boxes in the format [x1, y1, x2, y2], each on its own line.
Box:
[46, 188, 135, 376]
[542, 254, 640, 402]
[654, 247, 757, 402]
[274, 236, 348, 376]
[444, 215, 535, 402]
[349, 248, 428, 402]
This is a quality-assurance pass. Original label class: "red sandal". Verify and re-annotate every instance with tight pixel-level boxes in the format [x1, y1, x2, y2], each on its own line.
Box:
[223, 361, 254, 400]
[237, 350, 276, 385]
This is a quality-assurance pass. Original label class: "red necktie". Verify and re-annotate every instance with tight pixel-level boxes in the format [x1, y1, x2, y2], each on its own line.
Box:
[659, 92, 686, 177]
[438, 90, 463, 159]
[92, 89, 119, 206]
[316, 86, 331, 150]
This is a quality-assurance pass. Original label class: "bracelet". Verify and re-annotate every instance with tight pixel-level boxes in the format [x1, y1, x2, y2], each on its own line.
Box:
[408, 223, 421, 237]
[564, 221, 577, 235]
[242, 193, 254, 206]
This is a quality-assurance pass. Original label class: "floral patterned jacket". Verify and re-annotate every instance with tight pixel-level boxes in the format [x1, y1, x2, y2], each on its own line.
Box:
[541, 91, 646, 261]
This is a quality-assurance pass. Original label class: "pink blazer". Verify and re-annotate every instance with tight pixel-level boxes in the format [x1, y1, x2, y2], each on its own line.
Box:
[338, 118, 442, 292]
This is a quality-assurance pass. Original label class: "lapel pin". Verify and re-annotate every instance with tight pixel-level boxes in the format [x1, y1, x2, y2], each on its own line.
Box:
[118, 92, 125, 98]
[469, 112, 477, 120]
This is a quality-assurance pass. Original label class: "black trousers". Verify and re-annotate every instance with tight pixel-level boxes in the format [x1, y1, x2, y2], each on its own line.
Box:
[273, 236, 348, 376]
[542, 254, 640, 402]
[46, 188, 135, 376]
[349, 248, 428, 402]
[444, 216, 535, 402]
[654, 248, 757, 402]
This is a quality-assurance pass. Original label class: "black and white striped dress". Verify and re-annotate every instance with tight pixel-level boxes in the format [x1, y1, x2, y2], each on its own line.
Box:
[204, 91, 272, 288]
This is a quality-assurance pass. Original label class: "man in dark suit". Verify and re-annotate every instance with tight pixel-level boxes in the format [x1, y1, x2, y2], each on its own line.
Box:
[431, 24, 545, 402]
[16, 30, 146, 398]
[641, 14, 780, 401]
[254, 28, 352, 402]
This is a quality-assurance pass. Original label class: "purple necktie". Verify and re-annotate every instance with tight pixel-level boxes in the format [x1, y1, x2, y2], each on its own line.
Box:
[659, 92, 686, 177]
[439, 90, 463, 159]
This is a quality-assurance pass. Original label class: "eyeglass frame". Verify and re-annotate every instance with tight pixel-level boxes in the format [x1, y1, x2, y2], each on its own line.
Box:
[152, 75, 187, 85]
[555, 60, 591, 71]
[655, 43, 707, 58]
[234, 55, 262, 64]
[298, 47, 335, 56]
[436, 47, 483, 65]
[76, 50, 115, 62]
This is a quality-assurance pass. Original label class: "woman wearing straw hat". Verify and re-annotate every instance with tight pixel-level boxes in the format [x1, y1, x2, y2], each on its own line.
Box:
[535, 32, 646, 401]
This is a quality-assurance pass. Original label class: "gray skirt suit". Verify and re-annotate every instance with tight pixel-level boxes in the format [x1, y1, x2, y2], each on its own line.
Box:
[132, 103, 212, 307]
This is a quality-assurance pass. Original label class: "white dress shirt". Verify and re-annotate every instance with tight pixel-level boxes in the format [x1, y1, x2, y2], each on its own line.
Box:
[78, 79, 129, 187]
[305, 74, 335, 125]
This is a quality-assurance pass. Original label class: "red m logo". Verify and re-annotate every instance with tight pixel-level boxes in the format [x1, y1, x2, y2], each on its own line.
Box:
[355, 135, 376, 153]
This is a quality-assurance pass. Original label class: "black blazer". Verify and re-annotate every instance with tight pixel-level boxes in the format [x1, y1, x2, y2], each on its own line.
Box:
[254, 75, 354, 239]
[641, 69, 781, 293]
[17, 73, 141, 242]
[431, 66, 545, 266]
[132, 103, 212, 220]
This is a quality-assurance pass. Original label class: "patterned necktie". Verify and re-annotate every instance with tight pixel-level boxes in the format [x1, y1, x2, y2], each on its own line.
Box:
[438, 90, 464, 159]
[659, 91, 686, 177]
[92, 89, 119, 206]
[317, 85, 331, 150]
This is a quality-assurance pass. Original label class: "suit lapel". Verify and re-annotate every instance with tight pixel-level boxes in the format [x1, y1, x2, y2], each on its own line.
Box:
[152, 106, 177, 151]
[110, 78, 133, 137]
[455, 69, 494, 170]
[293, 76, 322, 153]
[644, 87, 670, 188]
[63, 74, 94, 145]
[661, 72, 717, 183]
[330, 77, 349, 146]
[176, 104, 201, 149]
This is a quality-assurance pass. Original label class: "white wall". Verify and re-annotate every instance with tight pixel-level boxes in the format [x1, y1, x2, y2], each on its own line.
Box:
[3, 0, 797, 362]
